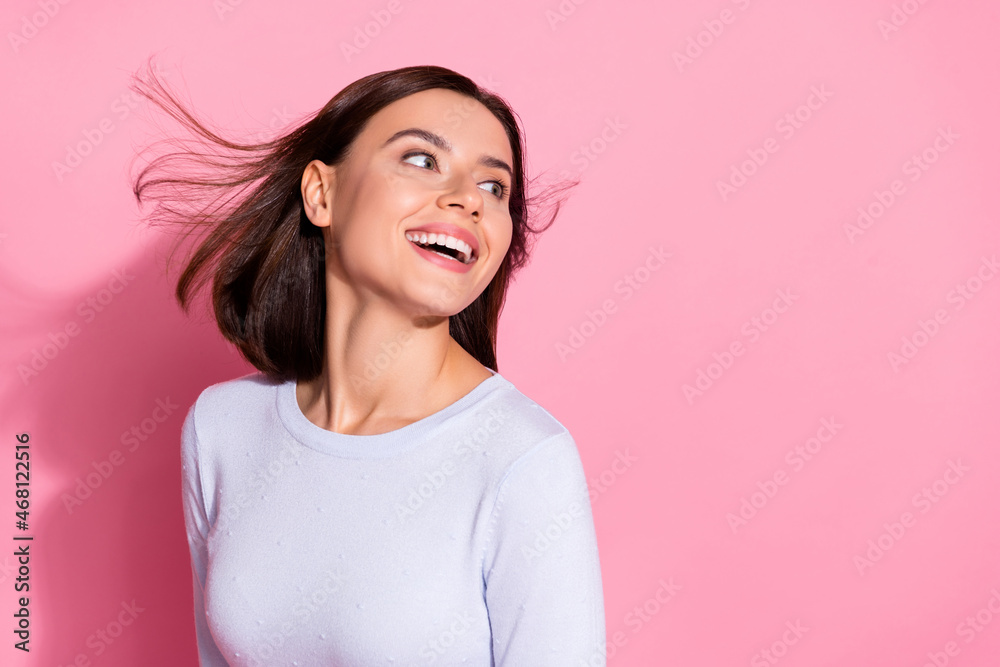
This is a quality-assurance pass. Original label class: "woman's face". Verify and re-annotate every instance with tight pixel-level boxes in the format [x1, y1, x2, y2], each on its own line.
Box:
[304, 88, 515, 319]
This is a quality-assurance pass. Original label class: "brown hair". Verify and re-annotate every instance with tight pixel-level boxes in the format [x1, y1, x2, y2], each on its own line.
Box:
[128, 60, 574, 382]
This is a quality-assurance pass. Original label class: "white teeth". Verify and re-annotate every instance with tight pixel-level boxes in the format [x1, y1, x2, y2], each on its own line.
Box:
[405, 231, 475, 264]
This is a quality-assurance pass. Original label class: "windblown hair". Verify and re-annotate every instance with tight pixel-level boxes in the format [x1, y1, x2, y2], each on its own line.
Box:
[128, 59, 575, 382]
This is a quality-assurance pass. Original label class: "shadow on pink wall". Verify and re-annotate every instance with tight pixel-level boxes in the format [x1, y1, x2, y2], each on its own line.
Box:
[2, 245, 252, 666]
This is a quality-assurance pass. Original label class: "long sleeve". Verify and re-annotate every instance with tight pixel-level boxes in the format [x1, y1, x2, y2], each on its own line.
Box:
[482, 431, 607, 666]
[180, 403, 229, 666]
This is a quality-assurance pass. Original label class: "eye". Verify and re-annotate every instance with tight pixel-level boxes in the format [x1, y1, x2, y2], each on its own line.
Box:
[481, 181, 509, 199]
[403, 150, 509, 199]
[402, 150, 437, 170]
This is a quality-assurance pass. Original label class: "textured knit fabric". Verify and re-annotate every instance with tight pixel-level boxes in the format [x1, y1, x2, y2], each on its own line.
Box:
[180, 369, 606, 666]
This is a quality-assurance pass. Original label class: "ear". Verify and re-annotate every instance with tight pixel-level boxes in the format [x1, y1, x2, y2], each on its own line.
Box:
[301, 159, 335, 228]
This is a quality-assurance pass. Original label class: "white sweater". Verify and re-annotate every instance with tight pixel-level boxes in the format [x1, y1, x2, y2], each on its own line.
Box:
[180, 368, 606, 666]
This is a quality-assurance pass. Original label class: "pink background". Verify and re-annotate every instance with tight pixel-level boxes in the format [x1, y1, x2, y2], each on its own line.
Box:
[2, 0, 999, 664]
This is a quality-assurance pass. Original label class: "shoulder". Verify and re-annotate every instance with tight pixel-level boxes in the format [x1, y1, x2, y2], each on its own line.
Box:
[183, 371, 285, 444]
[487, 373, 570, 433]
[477, 379, 594, 570]
[192, 371, 281, 411]
[472, 374, 582, 478]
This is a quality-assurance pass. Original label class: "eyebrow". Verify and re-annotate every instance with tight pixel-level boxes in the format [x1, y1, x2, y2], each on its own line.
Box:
[382, 128, 513, 179]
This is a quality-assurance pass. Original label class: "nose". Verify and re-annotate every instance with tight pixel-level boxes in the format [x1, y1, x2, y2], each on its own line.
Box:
[438, 175, 484, 221]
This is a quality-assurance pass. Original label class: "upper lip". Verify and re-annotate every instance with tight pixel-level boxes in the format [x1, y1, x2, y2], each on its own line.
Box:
[404, 222, 480, 260]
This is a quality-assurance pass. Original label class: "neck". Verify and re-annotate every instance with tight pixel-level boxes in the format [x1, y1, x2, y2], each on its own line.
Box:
[295, 287, 473, 435]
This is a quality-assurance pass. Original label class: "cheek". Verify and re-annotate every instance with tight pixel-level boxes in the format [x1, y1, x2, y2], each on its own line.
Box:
[494, 221, 514, 260]
[378, 171, 426, 211]
[340, 177, 412, 244]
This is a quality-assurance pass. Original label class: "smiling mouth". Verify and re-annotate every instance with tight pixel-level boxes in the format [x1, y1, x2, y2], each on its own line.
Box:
[405, 231, 476, 264]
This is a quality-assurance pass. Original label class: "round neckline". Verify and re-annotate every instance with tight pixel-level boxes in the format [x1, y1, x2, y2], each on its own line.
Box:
[276, 368, 506, 458]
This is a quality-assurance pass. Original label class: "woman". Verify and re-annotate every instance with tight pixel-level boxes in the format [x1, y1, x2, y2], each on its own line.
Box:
[131, 62, 606, 665]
